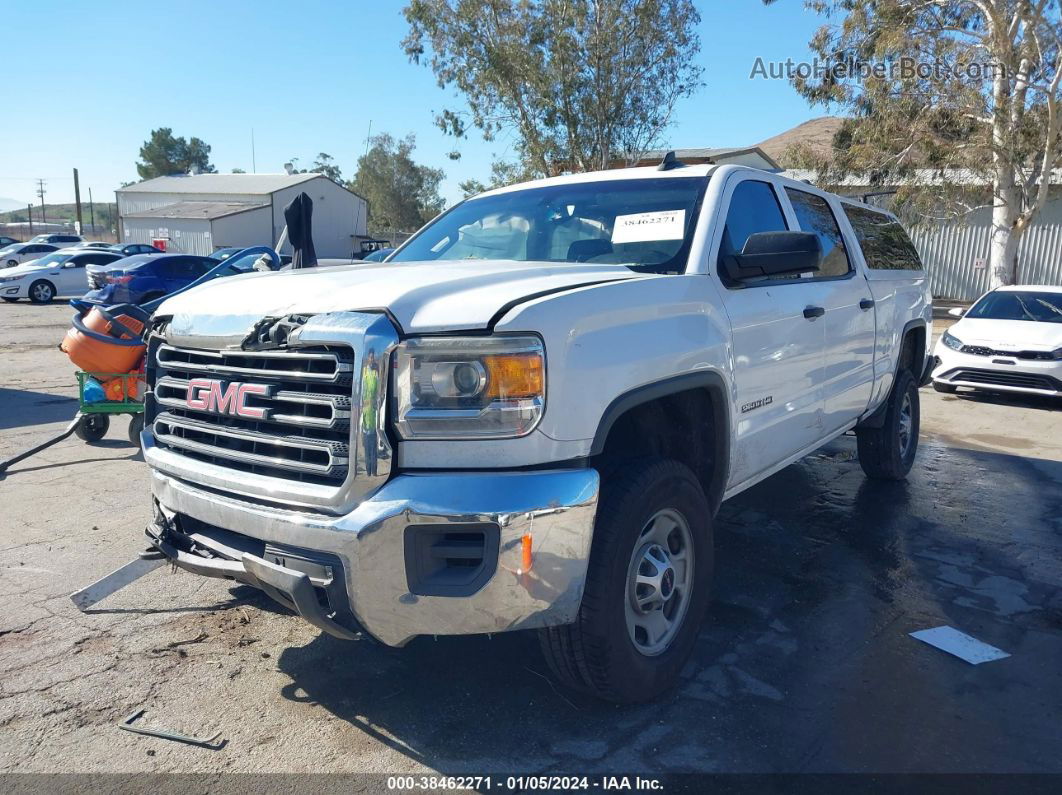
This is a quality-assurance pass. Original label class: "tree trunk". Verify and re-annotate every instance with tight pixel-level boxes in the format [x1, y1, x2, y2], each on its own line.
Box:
[988, 194, 1020, 289]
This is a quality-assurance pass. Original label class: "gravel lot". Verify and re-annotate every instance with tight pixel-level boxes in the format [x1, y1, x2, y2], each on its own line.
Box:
[1, 301, 1060, 775]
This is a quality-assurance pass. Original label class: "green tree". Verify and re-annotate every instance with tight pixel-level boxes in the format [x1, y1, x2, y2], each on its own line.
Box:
[457, 158, 536, 198]
[350, 133, 445, 233]
[767, 0, 1062, 287]
[403, 0, 703, 177]
[285, 153, 344, 183]
[136, 128, 216, 179]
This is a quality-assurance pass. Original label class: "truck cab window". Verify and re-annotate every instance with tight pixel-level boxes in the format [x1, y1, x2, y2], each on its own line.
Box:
[785, 188, 851, 278]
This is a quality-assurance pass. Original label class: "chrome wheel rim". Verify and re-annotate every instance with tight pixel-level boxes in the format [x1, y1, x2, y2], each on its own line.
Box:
[898, 391, 913, 457]
[624, 508, 694, 657]
[32, 283, 51, 302]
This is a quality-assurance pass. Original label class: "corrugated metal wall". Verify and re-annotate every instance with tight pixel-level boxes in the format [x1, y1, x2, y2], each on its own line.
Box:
[908, 197, 1062, 301]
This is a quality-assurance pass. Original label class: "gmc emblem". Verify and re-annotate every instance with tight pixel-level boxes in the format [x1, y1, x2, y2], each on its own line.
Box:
[186, 378, 271, 419]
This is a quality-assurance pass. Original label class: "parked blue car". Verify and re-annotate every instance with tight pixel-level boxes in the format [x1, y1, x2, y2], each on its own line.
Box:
[84, 247, 281, 306]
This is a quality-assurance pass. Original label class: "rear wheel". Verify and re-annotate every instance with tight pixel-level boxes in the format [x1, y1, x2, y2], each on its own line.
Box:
[539, 458, 713, 703]
[858, 369, 920, 480]
[74, 414, 110, 442]
[28, 280, 55, 304]
[128, 414, 145, 446]
[932, 381, 957, 394]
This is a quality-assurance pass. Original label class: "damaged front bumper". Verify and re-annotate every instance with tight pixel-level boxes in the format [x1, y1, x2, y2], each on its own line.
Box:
[147, 467, 600, 647]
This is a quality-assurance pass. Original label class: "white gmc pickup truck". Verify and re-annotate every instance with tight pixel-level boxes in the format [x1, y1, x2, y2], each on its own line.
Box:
[142, 161, 933, 702]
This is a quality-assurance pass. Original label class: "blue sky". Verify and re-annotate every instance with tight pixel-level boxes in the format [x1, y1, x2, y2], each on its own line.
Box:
[0, 0, 823, 208]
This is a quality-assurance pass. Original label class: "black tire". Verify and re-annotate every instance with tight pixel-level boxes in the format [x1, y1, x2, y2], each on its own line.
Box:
[128, 414, 145, 446]
[2, 297, 17, 303]
[932, 381, 957, 394]
[6, 259, 17, 267]
[74, 414, 110, 442]
[28, 279, 55, 304]
[857, 368, 920, 480]
[539, 458, 713, 703]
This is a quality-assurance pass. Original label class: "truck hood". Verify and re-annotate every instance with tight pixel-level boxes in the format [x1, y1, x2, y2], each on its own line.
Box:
[157, 259, 639, 335]
[954, 318, 1062, 349]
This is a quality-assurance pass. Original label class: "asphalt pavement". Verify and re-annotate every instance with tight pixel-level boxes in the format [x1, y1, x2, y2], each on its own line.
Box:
[1, 302, 1059, 776]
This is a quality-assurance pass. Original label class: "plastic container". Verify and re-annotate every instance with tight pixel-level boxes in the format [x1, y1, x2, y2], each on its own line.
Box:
[60, 303, 148, 375]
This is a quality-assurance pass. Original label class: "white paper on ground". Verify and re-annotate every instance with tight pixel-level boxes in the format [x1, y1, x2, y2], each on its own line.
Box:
[611, 209, 686, 244]
[909, 625, 1010, 664]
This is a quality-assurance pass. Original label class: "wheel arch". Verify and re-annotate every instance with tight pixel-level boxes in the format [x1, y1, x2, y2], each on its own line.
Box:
[859, 318, 928, 430]
[589, 371, 731, 514]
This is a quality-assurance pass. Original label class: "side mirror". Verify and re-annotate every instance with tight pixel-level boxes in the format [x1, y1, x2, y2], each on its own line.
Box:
[724, 231, 822, 281]
[947, 307, 965, 318]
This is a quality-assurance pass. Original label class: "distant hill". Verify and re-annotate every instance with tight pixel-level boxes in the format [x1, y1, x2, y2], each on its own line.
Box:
[757, 117, 845, 168]
[0, 197, 28, 213]
[0, 201, 118, 235]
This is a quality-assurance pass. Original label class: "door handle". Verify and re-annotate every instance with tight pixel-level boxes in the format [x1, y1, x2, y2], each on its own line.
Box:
[803, 306, 825, 319]
[859, 298, 875, 311]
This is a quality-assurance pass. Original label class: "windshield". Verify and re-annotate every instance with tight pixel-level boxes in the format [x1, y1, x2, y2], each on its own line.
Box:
[32, 252, 73, 267]
[391, 177, 708, 273]
[966, 291, 1062, 323]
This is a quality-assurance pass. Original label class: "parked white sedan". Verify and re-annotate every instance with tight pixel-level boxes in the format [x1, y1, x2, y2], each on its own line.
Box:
[0, 249, 124, 303]
[0, 242, 59, 267]
[932, 285, 1062, 398]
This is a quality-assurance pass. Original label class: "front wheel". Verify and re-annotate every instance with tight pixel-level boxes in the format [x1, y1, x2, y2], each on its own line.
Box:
[539, 458, 713, 703]
[28, 280, 55, 304]
[74, 414, 110, 442]
[857, 369, 920, 480]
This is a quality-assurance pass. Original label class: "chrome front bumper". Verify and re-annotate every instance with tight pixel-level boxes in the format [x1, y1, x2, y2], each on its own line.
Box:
[148, 466, 600, 647]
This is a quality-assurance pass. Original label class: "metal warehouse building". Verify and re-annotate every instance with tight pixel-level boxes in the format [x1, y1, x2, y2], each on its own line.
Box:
[116, 173, 368, 259]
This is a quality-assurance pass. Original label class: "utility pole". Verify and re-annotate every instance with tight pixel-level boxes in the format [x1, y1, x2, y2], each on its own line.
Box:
[73, 168, 83, 235]
[251, 128, 257, 173]
[27, 204, 33, 236]
[88, 187, 96, 236]
[36, 179, 47, 226]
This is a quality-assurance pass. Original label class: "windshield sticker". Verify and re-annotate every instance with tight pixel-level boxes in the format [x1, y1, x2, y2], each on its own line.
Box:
[611, 209, 686, 244]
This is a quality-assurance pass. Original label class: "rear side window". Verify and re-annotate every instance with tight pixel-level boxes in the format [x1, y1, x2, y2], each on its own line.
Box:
[785, 188, 851, 278]
[844, 205, 923, 271]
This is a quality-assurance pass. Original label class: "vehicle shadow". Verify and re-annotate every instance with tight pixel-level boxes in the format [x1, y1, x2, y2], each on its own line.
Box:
[0, 387, 79, 430]
[272, 439, 1062, 774]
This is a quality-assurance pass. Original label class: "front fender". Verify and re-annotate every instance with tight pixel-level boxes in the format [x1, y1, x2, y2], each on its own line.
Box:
[496, 274, 733, 446]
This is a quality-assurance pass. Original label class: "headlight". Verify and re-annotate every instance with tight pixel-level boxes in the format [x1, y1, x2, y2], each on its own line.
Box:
[392, 335, 545, 439]
[942, 330, 963, 351]
[0, 276, 23, 283]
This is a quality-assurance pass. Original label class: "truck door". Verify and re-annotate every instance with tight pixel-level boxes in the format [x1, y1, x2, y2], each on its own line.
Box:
[782, 187, 876, 434]
[713, 177, 831, 490]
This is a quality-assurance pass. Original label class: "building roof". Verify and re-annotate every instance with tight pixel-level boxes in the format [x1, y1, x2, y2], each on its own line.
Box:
[756, 117, 845, 167]
[780, 167, 1062, 188]
[122, 201, 270, 220]
[628, 146, 780, 170]
[118, 172, 323, 195]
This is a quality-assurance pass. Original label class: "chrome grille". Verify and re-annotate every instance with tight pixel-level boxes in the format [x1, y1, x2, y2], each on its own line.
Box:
[149, 343, 356, 487]
[960, 344, 1055, 361]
